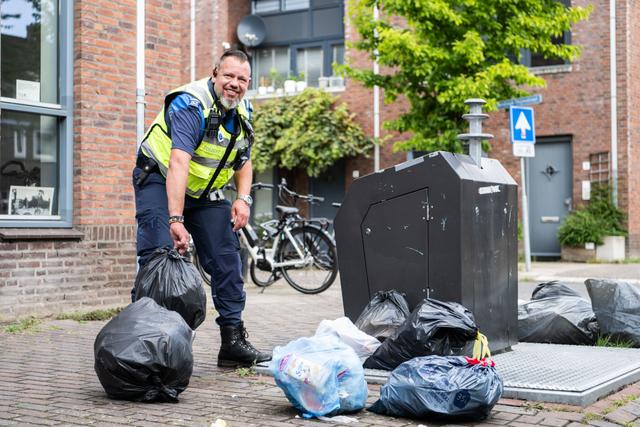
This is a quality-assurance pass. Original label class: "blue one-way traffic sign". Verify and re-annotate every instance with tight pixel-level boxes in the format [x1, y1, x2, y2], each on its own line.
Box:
[509, 106, 535, 143]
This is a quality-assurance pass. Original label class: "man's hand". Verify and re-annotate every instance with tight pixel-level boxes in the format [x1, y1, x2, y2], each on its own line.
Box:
[231, 199, 250, 231]
[170, 222, 190, 254]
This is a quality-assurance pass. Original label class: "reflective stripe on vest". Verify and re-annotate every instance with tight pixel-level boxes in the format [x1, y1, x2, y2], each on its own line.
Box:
[139, 78, 251, 198]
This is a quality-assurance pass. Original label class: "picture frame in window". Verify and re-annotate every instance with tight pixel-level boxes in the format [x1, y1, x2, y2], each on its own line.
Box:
[13, 130, 27, 159]
[8, 185, 55, 216]
[32, 130, 57, 162]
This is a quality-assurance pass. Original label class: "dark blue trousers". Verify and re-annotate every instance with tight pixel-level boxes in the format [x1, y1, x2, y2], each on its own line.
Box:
[132, 166, 246, 327]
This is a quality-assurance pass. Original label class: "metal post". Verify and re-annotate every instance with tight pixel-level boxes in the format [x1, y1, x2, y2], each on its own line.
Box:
[136, 0, 145, 151]
[457, 99, 493, 167]
[373, 3, 380, 172]
[521, 157, 532, 272]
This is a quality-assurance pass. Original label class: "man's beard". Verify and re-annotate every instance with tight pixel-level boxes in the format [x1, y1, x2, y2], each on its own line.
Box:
[216, 88, 240, 110]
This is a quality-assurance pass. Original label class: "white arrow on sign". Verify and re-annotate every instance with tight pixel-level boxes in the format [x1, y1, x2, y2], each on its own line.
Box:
[515, 112, 531, 139]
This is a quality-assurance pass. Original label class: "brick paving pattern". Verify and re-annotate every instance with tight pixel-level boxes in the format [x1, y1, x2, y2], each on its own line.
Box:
[1, 280, 639, 426]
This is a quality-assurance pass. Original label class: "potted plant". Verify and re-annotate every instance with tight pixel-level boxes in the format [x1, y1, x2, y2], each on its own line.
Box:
[557, 185, 626, 262]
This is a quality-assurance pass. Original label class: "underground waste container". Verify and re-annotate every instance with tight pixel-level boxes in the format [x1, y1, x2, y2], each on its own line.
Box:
[334, 150, 519, 353]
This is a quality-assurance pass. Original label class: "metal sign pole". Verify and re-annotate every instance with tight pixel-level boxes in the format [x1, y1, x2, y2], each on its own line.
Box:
[521, 157, 532, 272]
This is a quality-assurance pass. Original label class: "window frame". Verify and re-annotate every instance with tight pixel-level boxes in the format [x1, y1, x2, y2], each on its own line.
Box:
[520, 0, 572, 68]
[0, 0, 74, 228]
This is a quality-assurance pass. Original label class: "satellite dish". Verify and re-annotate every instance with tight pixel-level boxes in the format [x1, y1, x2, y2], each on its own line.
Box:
[237, 14, 266, 47]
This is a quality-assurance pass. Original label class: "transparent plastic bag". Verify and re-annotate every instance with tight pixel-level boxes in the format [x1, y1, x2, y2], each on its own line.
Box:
[315, 317, 381, 359]
[270, 334, 368, 418]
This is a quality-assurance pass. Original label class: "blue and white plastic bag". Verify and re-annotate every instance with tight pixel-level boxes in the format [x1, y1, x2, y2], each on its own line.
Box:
[270, 334, 368, 418]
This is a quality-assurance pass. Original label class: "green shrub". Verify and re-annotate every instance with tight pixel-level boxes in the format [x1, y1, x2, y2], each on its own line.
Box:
[557, 185, 626, 247]
[558, 210, 604, 246]
[252, 88, 372, 177]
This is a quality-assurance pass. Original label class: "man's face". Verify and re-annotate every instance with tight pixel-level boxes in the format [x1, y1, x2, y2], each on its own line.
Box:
[213, 56, 251, 110]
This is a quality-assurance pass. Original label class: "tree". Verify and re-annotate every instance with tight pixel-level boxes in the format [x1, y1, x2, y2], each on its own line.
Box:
[252, 88, 372, 177]
[343, 0, 591, 153]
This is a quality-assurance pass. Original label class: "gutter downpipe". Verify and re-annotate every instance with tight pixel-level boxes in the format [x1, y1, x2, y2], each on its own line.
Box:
[610, 0, 618, 206]
[373, 3, 380, 172]
[136, 0, 145, 150]
[191, 0, 196, 81]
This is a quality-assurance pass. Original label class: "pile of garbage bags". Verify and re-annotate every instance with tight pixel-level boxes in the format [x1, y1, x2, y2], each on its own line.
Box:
[94, 248, 206, 402]
[271, 291, 502, 422]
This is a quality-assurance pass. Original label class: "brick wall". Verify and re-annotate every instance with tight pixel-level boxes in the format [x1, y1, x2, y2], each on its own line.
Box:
[484, 0, 640, 254]
[1, 0, 194, 321]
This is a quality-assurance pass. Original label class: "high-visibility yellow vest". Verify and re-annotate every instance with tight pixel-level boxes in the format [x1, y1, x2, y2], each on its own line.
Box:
[139, 78, 253, 198]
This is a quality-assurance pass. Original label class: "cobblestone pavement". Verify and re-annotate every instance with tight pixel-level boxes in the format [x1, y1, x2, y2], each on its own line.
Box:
[1, 279, 640, 426]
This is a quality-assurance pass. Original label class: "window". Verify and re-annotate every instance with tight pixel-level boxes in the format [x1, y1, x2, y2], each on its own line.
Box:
[252, 47, 290, 89]
[283, 0, 309, 11]
[589, 152, 610, 184]
[296, 46, 323, 87]
[331, 44, 344, 68]
[0, 0, 73, 227]
[252, 0, 309, 13]
[521, 0, 571, 68]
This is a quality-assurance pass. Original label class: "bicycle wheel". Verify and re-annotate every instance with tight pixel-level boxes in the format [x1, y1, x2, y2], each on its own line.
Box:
[277, 225, 338, 294]
[249, 258, 279, 287]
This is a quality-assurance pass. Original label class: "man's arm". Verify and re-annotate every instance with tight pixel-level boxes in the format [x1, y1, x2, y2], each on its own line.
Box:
[167, 149, 192, 253]
[231, 159, 252, 231]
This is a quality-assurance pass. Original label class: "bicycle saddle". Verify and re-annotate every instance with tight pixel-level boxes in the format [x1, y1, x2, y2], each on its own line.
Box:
[275, 205, 299, 216]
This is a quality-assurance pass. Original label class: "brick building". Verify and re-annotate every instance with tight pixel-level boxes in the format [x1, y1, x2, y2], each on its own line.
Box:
[0, 0, 637, 320]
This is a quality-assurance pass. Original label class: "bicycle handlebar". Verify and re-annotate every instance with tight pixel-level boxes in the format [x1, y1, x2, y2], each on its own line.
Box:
[222, 182, 274, 192]
[278, 179, 324, 204]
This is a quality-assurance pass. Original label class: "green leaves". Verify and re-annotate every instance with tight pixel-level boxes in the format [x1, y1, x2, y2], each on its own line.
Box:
[252, 88, 372, 177]
[557, 185, 627, 247]
[344, 0, 591, 153]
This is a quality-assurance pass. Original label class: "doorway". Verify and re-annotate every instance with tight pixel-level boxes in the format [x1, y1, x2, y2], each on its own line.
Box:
[526, 136, 573, 256]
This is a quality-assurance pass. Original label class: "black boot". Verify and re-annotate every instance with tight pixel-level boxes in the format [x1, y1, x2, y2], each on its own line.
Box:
[217, 322, 272, 368]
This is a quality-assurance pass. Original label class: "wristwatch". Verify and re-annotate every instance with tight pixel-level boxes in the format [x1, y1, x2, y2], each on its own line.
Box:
[168, 215, 184, 224]
[237, 194, 253, 207]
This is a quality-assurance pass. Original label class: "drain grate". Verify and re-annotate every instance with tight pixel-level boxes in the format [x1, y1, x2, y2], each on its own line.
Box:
[256, 343, 640, 406]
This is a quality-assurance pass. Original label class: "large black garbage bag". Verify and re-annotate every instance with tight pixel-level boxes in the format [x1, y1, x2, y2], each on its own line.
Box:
[531, 281, 582, 300]
[363, 298, 478, 371]
[134, 248, 206, 329]
[586, 279, 640, 346]
[518, 296, 598, 345]
[94, 297, 195, 402]
[354, 290, 410, 342]
[368, 355, 503, 422]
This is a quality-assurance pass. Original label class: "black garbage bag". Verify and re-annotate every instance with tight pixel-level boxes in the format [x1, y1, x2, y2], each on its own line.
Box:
[518, 296, 598, 345]
[94, 297, 195, 402]
[134, 248, 207, 329]
[368, 355, 503, 422]
[531, 281, 582, 300]
[354, 290, 410, 342]
[363, 298, 478, 371]
[586, 279, 640, 347]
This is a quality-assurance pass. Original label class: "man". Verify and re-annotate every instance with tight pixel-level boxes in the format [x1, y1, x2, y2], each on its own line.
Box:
[132, 50, 271, 367]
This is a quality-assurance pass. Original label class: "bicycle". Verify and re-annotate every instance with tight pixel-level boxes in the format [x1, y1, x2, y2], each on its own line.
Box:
[189, 181, 338, 294]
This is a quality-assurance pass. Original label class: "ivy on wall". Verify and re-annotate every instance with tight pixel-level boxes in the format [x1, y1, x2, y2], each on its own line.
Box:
[251, 88, 372, 177]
